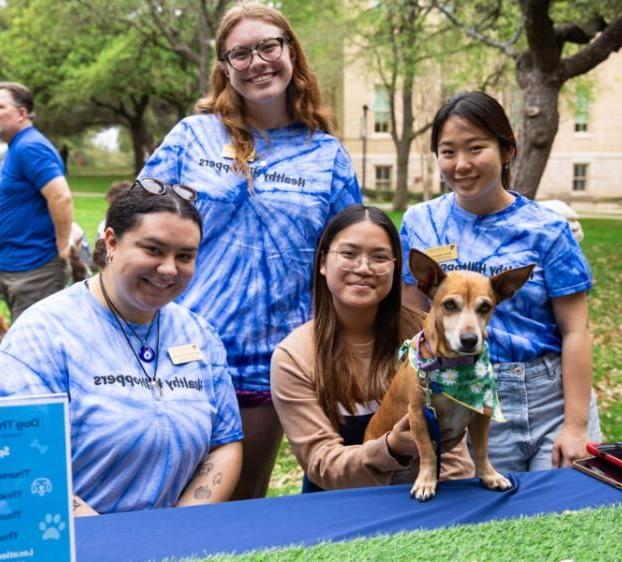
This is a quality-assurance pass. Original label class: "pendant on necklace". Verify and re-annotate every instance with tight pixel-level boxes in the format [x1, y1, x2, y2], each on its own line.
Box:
[139, 345, 156, 362]
[147, 378, 163, 401]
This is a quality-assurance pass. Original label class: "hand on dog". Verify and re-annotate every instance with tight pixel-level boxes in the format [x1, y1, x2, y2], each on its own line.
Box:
[552, 424, 588, 468]
[387, 415, 419, 458]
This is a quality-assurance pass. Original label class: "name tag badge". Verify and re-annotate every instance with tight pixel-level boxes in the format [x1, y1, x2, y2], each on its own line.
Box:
[221, 143, 255, 161]
[168, 343, 203, 365]
[424, 244, 458, 263]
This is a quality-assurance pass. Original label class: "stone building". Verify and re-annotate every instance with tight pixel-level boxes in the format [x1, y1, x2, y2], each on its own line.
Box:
[337, 49, 622, 202]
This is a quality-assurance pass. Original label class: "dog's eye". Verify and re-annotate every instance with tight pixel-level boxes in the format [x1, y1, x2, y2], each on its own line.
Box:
[478, 302, 492, 314]
[443, 300, 458, 311]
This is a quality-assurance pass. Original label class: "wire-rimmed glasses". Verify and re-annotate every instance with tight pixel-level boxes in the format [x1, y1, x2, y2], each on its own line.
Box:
[326, 249, 396, 275]
[220, 37, 290, 71]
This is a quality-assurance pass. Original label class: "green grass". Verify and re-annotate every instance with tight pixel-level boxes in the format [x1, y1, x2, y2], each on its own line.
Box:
[68, 173, 131, 194]
[187, 505, 622, 561]
[581, 220, 622, 440]
[74, 194, 108, 245]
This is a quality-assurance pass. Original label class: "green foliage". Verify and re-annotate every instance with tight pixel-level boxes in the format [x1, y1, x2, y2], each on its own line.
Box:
[0, 0, 197, 162]
[279, 0, 346, 108]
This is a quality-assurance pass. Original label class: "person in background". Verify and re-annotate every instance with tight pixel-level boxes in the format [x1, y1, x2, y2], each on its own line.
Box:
[141, 2, 361, 499]
[92, 180, 133, 270]
[272, 205, 474, 491]
[0, 180, 243, 514]
[0, 82, 73, 321]
[400, 91, 600, 472]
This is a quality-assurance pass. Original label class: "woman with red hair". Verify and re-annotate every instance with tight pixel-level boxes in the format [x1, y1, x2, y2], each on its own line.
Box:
[141, 2, 361, 499]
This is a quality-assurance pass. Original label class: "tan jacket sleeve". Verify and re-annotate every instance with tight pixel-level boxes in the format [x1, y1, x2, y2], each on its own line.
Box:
[271, 342, 407, 490]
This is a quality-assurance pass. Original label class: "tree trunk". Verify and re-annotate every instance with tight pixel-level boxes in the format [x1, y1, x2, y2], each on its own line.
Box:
[127, 96, 152, 176]
[393, 140, 411, 210]
[392, 74, 415, 211]
[513, 56, 562, 199]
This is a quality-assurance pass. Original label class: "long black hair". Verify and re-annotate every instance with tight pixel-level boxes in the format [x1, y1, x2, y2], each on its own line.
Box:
[312, 205, 419, 426]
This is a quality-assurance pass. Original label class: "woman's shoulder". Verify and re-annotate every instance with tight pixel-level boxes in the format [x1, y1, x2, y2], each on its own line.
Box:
[513, 194, 571, 229]
[15, 282, 91, 326]
[403, 193, 452, 222]
[400, 306, 425, 338]
[175, 113, 226, 135]
[276, 320, 315, 356]
[0, 283, 94, 355]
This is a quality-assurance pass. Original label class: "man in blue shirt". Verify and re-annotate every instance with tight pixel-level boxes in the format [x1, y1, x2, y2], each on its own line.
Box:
[0, 82, 73, 320]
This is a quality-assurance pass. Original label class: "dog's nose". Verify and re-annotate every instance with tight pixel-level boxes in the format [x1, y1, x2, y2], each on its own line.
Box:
[460, 333, 479, 352]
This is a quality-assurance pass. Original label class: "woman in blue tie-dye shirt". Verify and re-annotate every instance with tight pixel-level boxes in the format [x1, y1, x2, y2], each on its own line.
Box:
[0, 182, 243, 514]
[140, 3, 361, 499]
[401, 91, 600, 473]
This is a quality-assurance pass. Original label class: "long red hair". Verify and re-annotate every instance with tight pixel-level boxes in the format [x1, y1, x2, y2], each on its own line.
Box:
[194, 2, 336, 180]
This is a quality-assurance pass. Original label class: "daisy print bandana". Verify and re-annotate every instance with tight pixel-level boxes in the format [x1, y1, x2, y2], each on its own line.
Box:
[400, 333, 506, 422]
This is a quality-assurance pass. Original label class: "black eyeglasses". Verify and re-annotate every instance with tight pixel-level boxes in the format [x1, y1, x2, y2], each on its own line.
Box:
[133, 178, 197, 202]
[220, 37, 290, 71]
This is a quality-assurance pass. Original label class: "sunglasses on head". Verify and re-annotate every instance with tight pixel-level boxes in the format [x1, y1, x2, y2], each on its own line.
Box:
[132, 178, 197, 202]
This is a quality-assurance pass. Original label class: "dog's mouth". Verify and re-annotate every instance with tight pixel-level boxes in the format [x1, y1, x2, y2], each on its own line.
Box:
[456, 344, 481, 355]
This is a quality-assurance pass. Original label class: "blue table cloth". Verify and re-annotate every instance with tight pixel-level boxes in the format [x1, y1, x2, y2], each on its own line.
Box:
[75, 468, 621, 561]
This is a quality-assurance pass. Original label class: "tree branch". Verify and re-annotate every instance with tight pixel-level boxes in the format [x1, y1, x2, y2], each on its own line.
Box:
[561, 15, 622, 81]
[90, 97, 130, 122]
[433, 1, 521, 57]
[145, 0, 201, 65]
[554, 16, 607, 45]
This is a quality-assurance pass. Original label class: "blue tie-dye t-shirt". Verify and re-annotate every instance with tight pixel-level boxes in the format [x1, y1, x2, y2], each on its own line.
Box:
[140, 114, 362, 391]
[400, 192, 592, 363]
[0, 282, 243, 514]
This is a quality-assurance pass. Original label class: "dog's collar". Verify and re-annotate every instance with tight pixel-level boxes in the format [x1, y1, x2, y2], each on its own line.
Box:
[414, 333, 480, 372]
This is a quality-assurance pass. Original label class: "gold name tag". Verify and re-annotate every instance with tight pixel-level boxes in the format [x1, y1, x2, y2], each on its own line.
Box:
[221, 144, 255, 161]
[424, 244, 458, 263]
[168, 344, 203, 365]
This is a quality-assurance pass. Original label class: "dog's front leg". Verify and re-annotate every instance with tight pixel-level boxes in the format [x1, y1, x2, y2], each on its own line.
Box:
[468, 414, 512, 490]
[408, 394, 439, 501]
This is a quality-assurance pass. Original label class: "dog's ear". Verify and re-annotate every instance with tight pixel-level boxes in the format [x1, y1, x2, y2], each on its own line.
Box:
[409, 249, 447, 298]
[490, 264, 535, 304]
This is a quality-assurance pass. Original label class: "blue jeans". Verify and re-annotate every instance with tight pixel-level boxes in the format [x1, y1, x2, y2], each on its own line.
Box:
[487, 353, 601, 472]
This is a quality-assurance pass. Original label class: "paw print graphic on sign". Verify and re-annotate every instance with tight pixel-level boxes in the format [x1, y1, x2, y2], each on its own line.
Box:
[39, 513, 66, 540]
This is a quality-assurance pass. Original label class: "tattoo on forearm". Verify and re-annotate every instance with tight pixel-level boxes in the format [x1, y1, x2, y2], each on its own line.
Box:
[198, 462, 214, 476]
[73, 498, 81, 511]
[194, 486, 212, 500]
[212, 472, 223, 486]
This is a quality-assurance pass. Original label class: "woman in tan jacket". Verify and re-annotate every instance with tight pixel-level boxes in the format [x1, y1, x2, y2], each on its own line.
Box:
[271, 205, 474, 492]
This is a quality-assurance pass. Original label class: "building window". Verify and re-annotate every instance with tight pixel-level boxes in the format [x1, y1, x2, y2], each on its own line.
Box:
[373, 85, 390, 133]
[574, 88, 589, 132]
[375, 165, 392, 190]
[573, 163, 588, 191]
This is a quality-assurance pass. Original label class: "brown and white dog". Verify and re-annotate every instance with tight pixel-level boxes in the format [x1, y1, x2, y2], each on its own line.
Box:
[365, 249, 533, 500]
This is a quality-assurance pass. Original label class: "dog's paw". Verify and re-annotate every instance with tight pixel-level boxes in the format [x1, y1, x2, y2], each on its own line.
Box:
[480, 470, 512, 490]
[410, 478, 437, 501]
